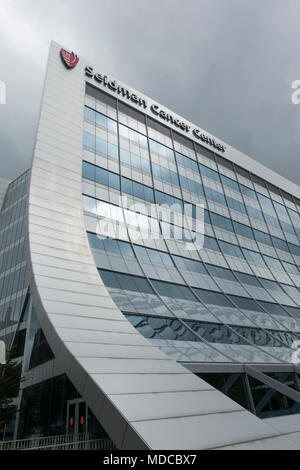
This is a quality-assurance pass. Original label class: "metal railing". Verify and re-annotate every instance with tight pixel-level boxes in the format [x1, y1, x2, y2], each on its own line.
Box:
[27, 438, 116, 450]
[0, 432, 115, 450]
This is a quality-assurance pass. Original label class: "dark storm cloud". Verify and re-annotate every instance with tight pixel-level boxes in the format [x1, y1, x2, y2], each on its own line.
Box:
[0, 0, 300, 186]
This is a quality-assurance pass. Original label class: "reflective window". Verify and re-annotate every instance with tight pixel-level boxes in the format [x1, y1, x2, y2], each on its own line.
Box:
[288, 243, 300, 258]
[151, 279, 197, 301]
[87, 233, 134, 257]
[152, 163, 180, 186]
[221, 175, 240, 192]
[204, 186, 227, 206]
[226, 196, 247, 214]
[234, 221, 254, 239]
[207, 264, 236, 281]
[254, 229, 272, 246]
[282, 261, 300, 275]
[246, 205, 265, 222]
[149, 139, 175, 160]
[98, 270, 154, 294]
[193, 288, 233, 307]
[258, 301, 289, 317]
[210, 212, 234, 232]
[240, 184, 257, 200]
[126, 314, 200, 342]
[199, 164, 220, 182]
[134, 246, 174, 267]
[180, 175, 204, 196]
[242, 248, 266, 265]
[219, 241, 244, 259]
[187, 320, 248, 345]
[122, 177, 154, 203]
[228, 295, 264, 312]
[82, 161, 120, 190]
[283, 305, 300, 319]
[173, 256, 207, 274]
[176, 152, 199, 173]
[204, 235, 220, 251]
[155, 191, 184, 212]
[120, 148, 151, 174]
[119, 123, 148, 148]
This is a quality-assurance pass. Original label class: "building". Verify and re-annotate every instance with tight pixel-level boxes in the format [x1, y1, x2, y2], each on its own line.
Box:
[1, 41, 300, 449]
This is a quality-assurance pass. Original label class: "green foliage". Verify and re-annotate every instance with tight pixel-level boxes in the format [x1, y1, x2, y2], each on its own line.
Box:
[0, 350, 23, 427]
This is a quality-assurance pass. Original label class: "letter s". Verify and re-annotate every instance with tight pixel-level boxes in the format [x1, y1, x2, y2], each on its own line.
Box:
[85, 66, 94, 77]
[291, 80, 300, 104]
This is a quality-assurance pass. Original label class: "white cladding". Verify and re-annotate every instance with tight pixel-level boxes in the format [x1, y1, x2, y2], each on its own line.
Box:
[27, 40, 300, 449]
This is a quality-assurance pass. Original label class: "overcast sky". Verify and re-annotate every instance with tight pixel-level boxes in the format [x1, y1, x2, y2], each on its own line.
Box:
[0, 0, 300, 186]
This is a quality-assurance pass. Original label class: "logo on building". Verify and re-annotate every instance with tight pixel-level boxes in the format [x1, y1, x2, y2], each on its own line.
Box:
[60, 49, 79, 69]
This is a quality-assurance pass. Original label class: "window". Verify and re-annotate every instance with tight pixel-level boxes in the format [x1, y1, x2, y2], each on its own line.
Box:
[204, 186, 227, 206]
[176, 152, 199, 173]
[152, 163, 180, 186]
[288, 243, 300, 258]
[240, 184, 257, 200]
[180, 175, 204, 196]
[84, 106, 96, 123]
[120, 148, 151, 174]
[226, 196, 247, 214]
[194, 289, 233, 307]
[83, 131, 96, 151]
[203, 235, 220, 252]
[98, 270, 154, 294]
[263, 256, 284, 271]
[88, 233, 135, 257]
[258, 300, 289, 317]
[82, 161, 120, 191]
[219, 241, 244, 259]
[234, 221, 254, 239]
[125, 314, 199, 342]
[199, 164, 220, 182]
[246, 205, 265, 222]
[155, 191, 184, 212]
[135, 246, 174, 267]
[221, 175, 240, 192]
[151, 279, 197, 301]
[173, 256, 207, 274]
[228, 295, 264, 312]
[282, 262, 299, 275]
[206, 264, 236, 281]
[242, 248, 265, 265]
[234, 271, 261, 287]
[210, 212, 234, 232]
[186, 320, 248, 345]
[254, 230, 272, 246]
[122, 177, 154, 203]
[257, 193, 274, 210]
[149, 139, 175, 160]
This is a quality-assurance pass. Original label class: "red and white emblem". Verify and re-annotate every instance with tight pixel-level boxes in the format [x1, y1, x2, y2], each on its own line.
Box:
[60, 48, 79, 69]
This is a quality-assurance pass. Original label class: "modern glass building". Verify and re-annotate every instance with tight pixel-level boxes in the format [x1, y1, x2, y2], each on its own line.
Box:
[1, 41, 300, 449]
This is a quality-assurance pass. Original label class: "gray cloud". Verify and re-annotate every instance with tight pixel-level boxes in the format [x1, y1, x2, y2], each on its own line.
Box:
[0, 0, 300, 187]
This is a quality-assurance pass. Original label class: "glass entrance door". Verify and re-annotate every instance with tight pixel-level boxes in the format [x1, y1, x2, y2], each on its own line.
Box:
[66, 399, 88, 435]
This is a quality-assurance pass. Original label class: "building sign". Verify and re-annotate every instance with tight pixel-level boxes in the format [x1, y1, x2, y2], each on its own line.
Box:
[85, 65, 226, 153]
[60, 49, 79, 69]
